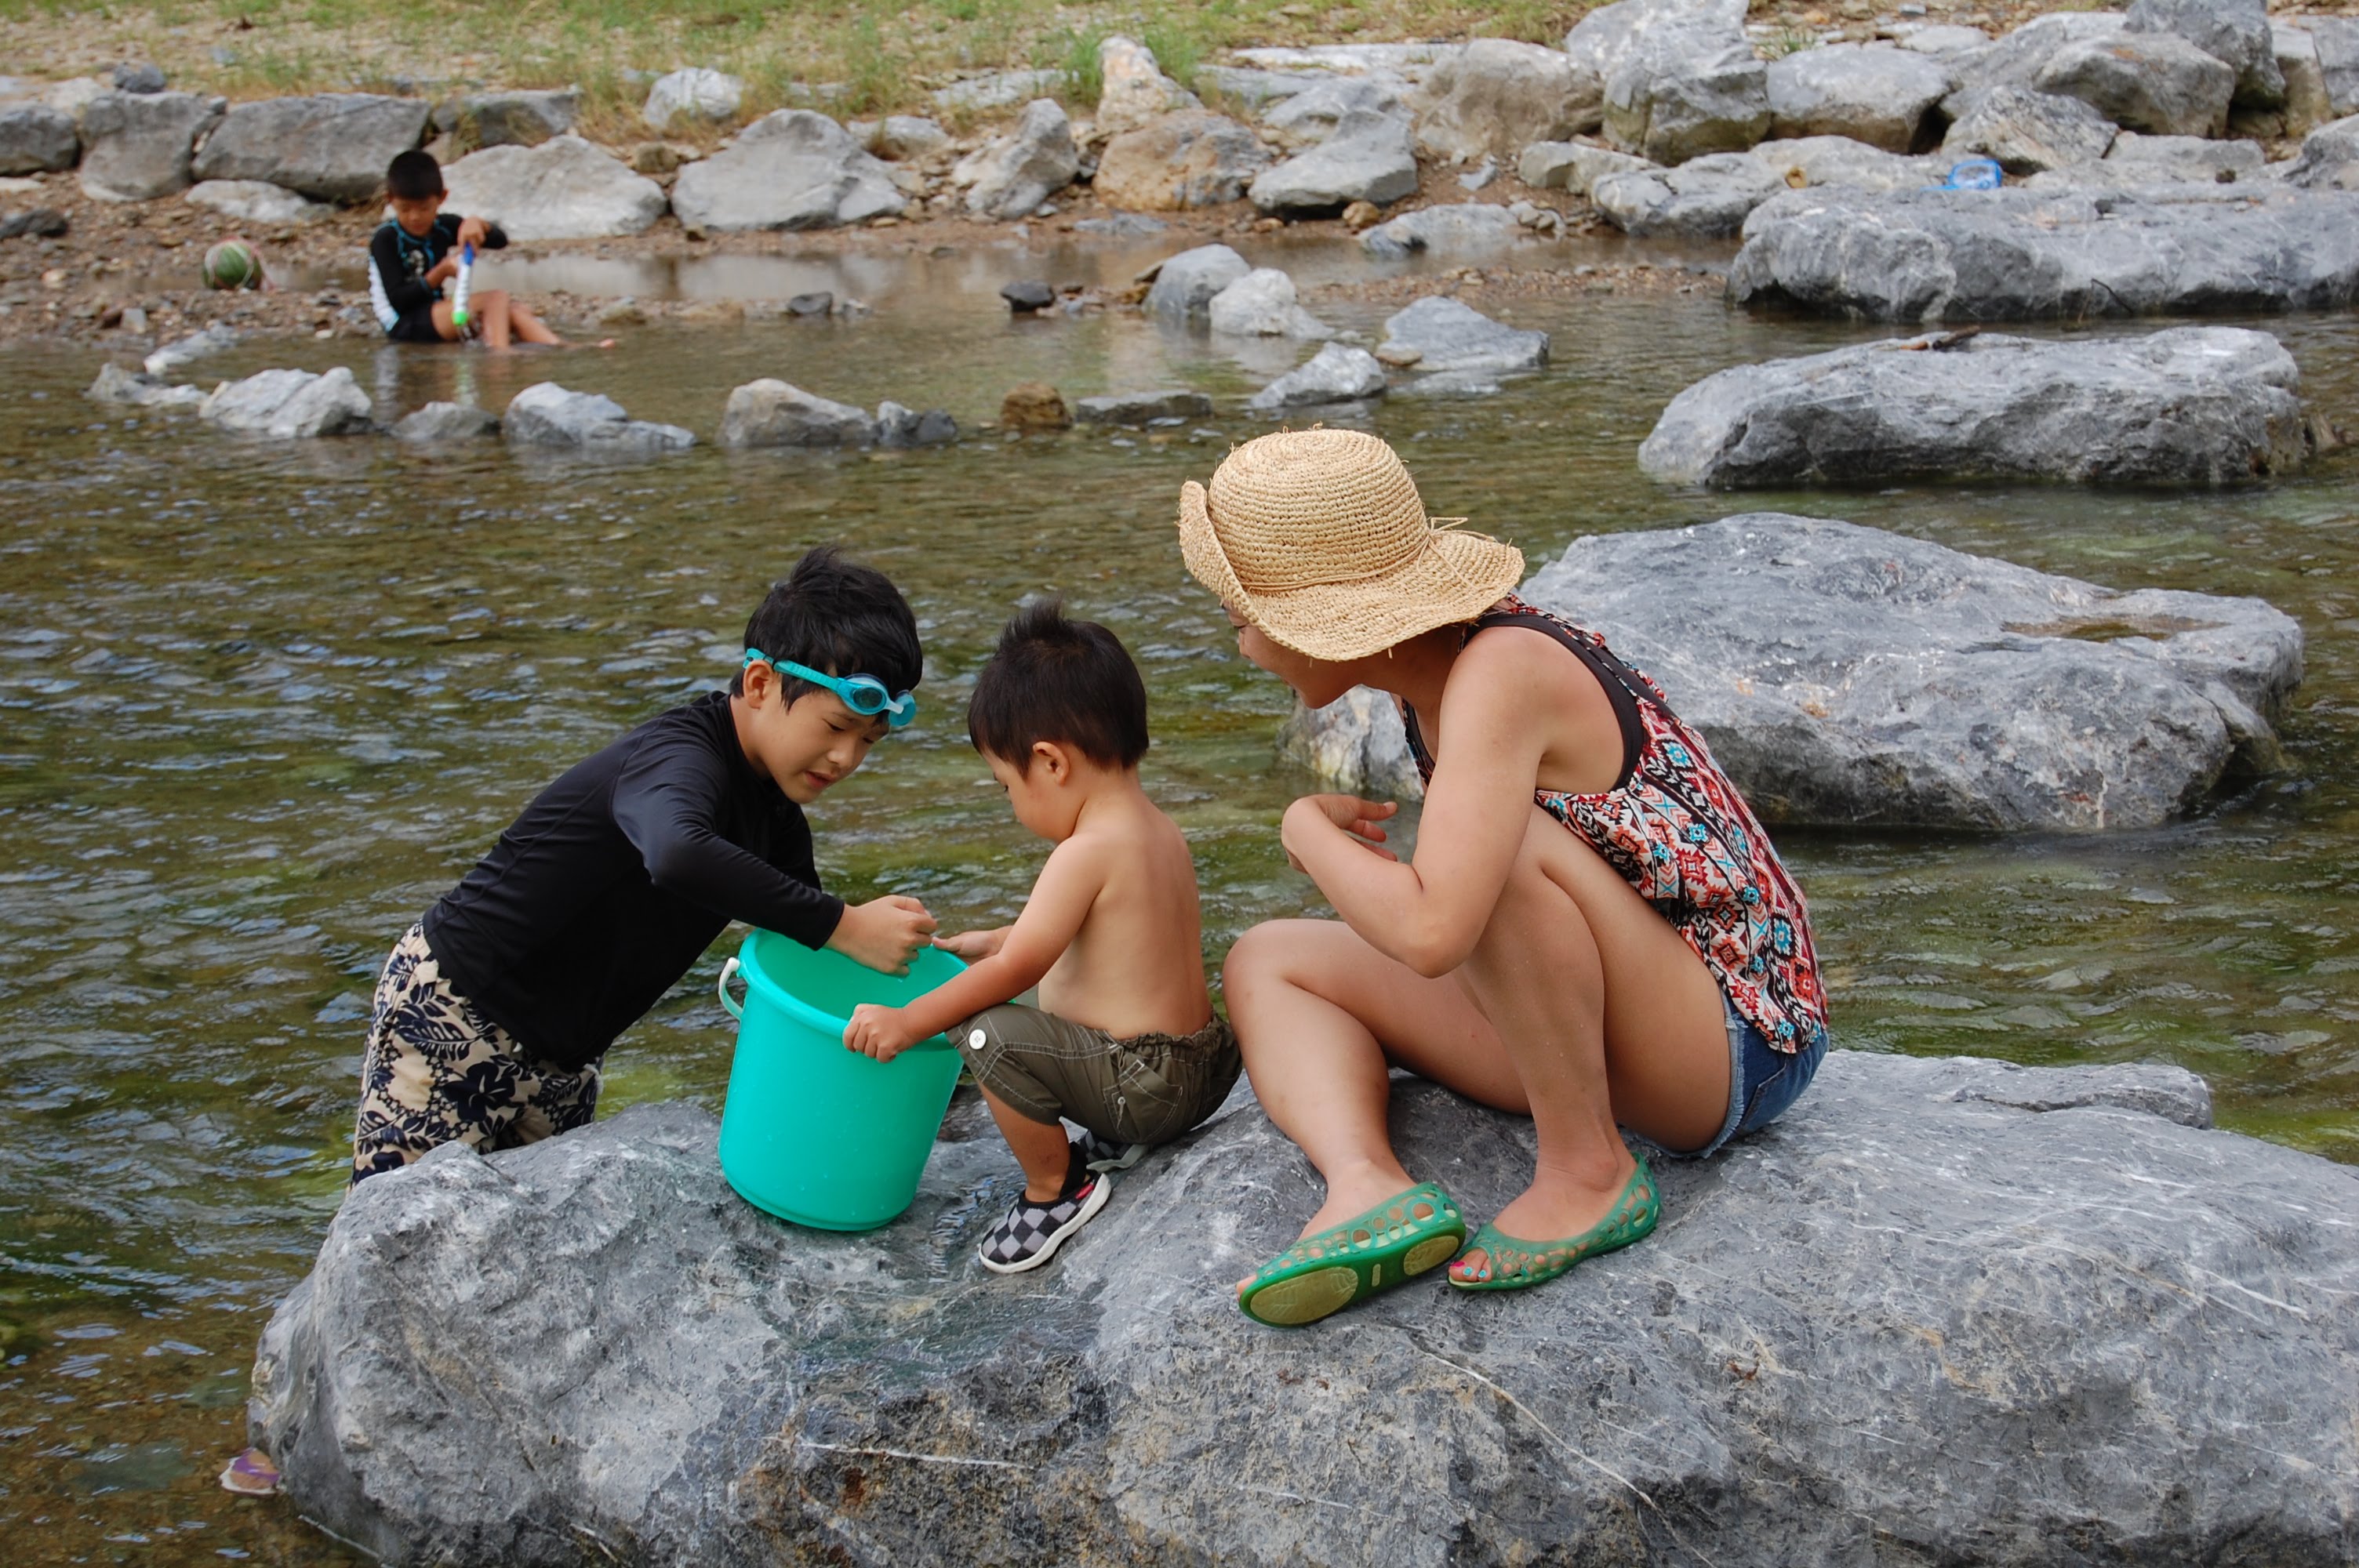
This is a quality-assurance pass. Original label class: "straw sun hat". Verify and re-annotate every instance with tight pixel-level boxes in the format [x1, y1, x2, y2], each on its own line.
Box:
[1177, 428, 1525, 662]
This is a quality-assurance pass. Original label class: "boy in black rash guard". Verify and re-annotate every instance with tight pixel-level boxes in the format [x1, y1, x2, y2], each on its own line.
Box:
[369, 148, 563, 347]
[349, 548, 939, 1183]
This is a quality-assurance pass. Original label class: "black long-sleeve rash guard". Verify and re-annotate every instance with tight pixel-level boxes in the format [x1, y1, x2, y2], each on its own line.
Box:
[421, 691, 845, 1069]
[366, 212, 507, 331]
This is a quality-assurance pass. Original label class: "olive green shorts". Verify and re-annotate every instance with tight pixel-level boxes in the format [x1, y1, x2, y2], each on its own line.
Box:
[956, 1004, 1241, 1147]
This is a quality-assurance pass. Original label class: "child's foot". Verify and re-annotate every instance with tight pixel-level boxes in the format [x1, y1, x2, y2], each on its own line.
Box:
[1068, 1126, 1147, 1174]
[977, 1169, 1112, 1274]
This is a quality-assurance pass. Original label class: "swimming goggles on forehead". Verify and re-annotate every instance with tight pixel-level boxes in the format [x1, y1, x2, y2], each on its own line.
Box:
[743, 648, 918, 728]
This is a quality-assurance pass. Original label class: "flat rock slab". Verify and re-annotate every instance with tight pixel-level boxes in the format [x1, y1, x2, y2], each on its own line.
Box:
[1640, 325, 2311, 488]
[1729, 184, 2359, 321]
[1074, 390, 1214, 424]
[1377, 294, 1549, 373]
[501, 383, 693, 456]
[673, 111, 905, 232]
[191, 93, 430, 202]
[249, 1051, 2359, 1566]
[198, 366, 373, 438]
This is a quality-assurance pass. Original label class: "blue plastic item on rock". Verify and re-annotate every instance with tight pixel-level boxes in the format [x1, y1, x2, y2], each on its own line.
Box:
[1940, 158, 2003, 191]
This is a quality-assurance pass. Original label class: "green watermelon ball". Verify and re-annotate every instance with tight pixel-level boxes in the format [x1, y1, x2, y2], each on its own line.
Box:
[202, 240, 258, 291]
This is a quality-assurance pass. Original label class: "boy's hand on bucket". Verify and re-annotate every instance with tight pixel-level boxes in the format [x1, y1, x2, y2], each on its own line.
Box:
[844, 1003, 919, 1062]
[828, 895, 937, 975]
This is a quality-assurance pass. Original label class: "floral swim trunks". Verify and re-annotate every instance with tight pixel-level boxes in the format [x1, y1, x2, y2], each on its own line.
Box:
[348, 924, 601, 1185]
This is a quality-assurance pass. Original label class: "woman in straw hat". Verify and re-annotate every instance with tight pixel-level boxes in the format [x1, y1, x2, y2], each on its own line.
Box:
[1183, 430, 1828, 1327]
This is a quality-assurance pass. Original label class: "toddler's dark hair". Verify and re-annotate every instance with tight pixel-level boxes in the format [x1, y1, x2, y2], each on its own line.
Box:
[736, 546, 924, 705]
[385, 149, 444, 200]
[967, 600, 1148, 774]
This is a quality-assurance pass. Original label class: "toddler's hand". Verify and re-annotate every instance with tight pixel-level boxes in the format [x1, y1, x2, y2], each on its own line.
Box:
[844, 1003, 917, 1062]
[934, 926, 1011, 961]
[827, 895, 937, 974]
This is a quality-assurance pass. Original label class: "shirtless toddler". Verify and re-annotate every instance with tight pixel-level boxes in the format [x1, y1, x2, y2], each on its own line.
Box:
[843, 601, 1237, 1272]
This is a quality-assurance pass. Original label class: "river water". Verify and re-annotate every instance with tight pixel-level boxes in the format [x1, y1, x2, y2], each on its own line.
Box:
[2, 233, 2355, 1563]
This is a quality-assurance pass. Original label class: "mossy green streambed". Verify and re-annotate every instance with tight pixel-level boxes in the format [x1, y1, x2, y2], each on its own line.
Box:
[2, 238, 2357, 1562]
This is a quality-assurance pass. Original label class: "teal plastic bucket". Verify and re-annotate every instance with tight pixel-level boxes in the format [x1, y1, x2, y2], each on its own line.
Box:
[715, 928, 966, 1232]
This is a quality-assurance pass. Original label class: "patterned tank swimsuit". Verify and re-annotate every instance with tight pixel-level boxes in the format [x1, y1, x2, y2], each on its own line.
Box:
[1400, 596, 1828, 1051]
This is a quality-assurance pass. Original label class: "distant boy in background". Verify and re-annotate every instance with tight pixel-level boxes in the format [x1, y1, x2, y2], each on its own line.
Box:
[370, 148, 562, 347]
[351, 548, 938, 1182]
[844, 602, 1238, 1273]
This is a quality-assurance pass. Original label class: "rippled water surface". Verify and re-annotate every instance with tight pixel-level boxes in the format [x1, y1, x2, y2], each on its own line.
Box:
[4, 235, 2357, 1562]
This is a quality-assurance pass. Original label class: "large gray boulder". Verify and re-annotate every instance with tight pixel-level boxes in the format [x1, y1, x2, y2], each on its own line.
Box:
[1206, 267, 1333, 339]
[1765, 43, 1954, 153]
[78, 89, 222, 201]
[1757, 134, 1949, 191]
[2034, 31, 2234, 139]
[952, 98, 1079, 220]
[673, 111, 905, 231]
[1639, 327, 2312, 488]
[1247, 342, 1387, 410]
[0, 101, 78, 174]
[1728, 185, 2359, 322]
[1092, 112, 1270, 211]
[249, 1051, 2359, 1566]
[1143, 243, 1250, 318]
[394, 402, 500, 442]
[1096, 35, 1198, 136]
[85, 361, 208, 411]
[185, 179, 337, 224]
[1377, 294, 1549, 373]
[1249, 107, 1418, 213]
[1601, 0, 1770, 163]
[1940, 10, 2128, 120]
[2024, 130, 2265, 192]
[2127, 0, 2281, 109]
[1517, 137, 1656, 194]
[433, 89, 579, 148]
[2281, 111, 2359, 191]
[501, 383, 694, 456]
[1411, 38, 1599, 162]
[1258, 74, 1406, 151]
[1592, 151, 1785, 238]
[198, 367, 375, 439]
[191, 93, 431, 201]
[1358, 201, 1526, 257]
[439, 136, 667, 241]
[1565, 0, 1732, 113]
[719, 379, 876, 448]
[1942, 84, 2120, 173]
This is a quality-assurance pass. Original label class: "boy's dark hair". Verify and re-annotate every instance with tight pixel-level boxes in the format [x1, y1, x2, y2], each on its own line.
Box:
[967, 600, 1148, 774]
[736, 546, 924, 706]
[385, 149, 444, 200]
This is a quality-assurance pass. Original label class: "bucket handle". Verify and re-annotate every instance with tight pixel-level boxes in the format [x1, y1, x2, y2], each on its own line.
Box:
[717, 955, 745, 1022]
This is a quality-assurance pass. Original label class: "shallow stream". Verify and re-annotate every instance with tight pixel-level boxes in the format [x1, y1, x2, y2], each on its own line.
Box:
[4, 232, 2356, 1563]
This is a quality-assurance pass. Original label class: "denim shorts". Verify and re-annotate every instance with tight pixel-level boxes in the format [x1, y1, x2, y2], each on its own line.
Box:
[1663, 998, 1828, 1160]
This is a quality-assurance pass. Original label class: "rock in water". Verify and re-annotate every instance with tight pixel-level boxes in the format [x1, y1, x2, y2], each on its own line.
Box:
[953, 98, 1080, 220]
[249, 1054, 2359, 1566]
[1411, 38, 1599, 162]
[0, 102, 78, 174]
[143, 323, 238, 375]
[438, 136, 667, 241]
[1248, 107, 1419, 214]
[1092, 112, 1270, 211]
[672, 111, 905, 231]
[198, 367, 374, 438]
[1640, 327, 2311, 488]
[873, 401, 957, 448]
[1205, 267, 1332, 339]
[998, 279, 1055, 314]
[1357, 202, 1526, 257]
[1142, 243, 1250, 318]
[191, 93, 431, 201]
[500, 383, 694, 456]
[718, 379, 876, 448]
[394, 402, 500, 442]
[1246, 342, 1388, 410]
[78, 89, 223, 201]
[1376, 295, 1549, 373]
[185, 180, 336, 226]
[1728, 186, 2359, 321]
[999, 381, 1071, 431]
[1764, 42, 1956, 152]
[85, 362, 207, 410]
[432, 89, 579, 149]
[1074, 390, 1214, 425]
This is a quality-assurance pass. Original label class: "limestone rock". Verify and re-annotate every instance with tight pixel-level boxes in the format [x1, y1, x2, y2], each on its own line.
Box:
[1565, 0, 1736, 111]
[394, 402, 500, 441]
[1377, 295, 1548, 373]
[1517, 139, 1656, 194]
[0, 102, 78, 174]
[999, 381, 1071, 431]
[2127, 0, 2281, 110]
[1143, 243, 1250, 318]
[1943, 85, 2120, 173]
[441, 136, 668, 241]
[642, 67, 742, 132]
[1729, 185, 2359, 321]
[1358, 201, 1527, 257]
[952, 98, 1079, 220]
[185, 179, 336, 226]
[1096, 36, 1199, 137]
[199, 367, 374, 438]
[718, 379, 874, 448]
[1194, 65, 1330, 113]
[1765, 43, 1954, 153]
[1899, 24, 1993, 58]
[998, 279, 1054, 313]
[2025, 130, 2264, 191]
[2311, 18, 2359, 118]
[192, 93, 431, 202]
[1249, 107, 1418, 213]
[2274, 23, 2335, 136]
[1593, 151, 1784, 237]
[929, 69, 1066, 115]
[143, 323, 238, 376]
[1757, 135, 1950, 191]
[1206, 267, 1333, 338]
[2035, 32, 2234, 139]
[1280, 684, 1419, 794]
[250, 1051, 2359, 1564]
[869, 115, 949, 162]
[1940, 11, 2129, 121]
[2281, 111, 2359, 191]
[1092, 112, 1270, 211]
[501, 383, 694, 456]
[1246, 342, 1387, 410]
[1411, 38, 1599, 162]
[78, 89, 222, 201]
[1601, 0, 1770, 164]
[1640, 326, 2311, 488]
[1258, 74, 1407, 151]
[874, 401, 957, 448]
[111, 61, 165, 94]
[85, 361, 207, 410]
[1074, 390, 1214, 425]
[432, 89, 579, 148]
[672, 112, 904, 232]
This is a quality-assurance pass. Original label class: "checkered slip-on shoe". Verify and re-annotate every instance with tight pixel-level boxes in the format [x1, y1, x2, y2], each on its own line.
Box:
[1069, 1126, 1149, 1174]
[977, 1171, 1114, 1275]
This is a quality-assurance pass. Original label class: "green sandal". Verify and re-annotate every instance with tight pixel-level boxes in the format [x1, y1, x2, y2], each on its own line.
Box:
[1238, 1181, 1468, 1328]
[1447, 1156, 1659, 1292]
